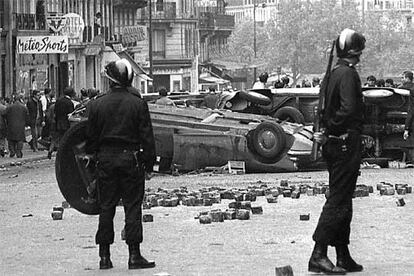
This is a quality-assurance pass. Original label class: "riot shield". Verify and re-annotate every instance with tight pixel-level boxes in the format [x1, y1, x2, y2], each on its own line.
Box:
[55, 120, 100, 215]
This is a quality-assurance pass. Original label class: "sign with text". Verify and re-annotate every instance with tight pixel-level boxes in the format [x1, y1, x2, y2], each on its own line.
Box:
[121, 25, 147, 45]
[60, 13, 85, 39]
[196, 0, 217, 7]
[17, 36, 69, 54]
[46, 16, 67, 33]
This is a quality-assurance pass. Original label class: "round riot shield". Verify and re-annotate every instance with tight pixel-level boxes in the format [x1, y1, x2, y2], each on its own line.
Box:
[55, 120, 100, 215]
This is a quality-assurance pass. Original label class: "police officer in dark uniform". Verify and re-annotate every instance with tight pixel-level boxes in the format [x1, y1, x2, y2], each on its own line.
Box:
[85, 58, 156, 270]
[309, 29, 366, 275]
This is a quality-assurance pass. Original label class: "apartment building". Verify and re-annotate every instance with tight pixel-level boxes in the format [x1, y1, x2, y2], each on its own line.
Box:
[0, 0, 147, 98]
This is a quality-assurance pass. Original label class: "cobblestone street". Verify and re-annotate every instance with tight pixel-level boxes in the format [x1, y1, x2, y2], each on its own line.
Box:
[1, 157, 414, 276]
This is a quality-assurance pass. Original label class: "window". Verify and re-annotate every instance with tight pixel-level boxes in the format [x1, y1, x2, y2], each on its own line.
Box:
[152, 29, 166, 58]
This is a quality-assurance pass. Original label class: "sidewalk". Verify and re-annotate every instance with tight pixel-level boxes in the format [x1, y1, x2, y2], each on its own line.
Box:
[0, 142, 50, 167]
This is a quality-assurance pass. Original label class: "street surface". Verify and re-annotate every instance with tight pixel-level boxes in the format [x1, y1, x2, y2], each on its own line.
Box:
[1, 153, 414, 276]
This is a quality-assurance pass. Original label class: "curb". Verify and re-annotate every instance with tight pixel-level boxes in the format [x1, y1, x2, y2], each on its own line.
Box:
[0, 154, 50, 168]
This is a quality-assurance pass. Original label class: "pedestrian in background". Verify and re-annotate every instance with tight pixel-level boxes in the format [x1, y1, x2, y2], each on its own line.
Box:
[0, 98, 6, 157]
[365, 75, 376, 87]
[4, 93, 29, 158]
[85, 59, 156, 270]
[402, 71, 414, 141]
[26, 89, 44, 151]
[51, 87, 75, 159]
[385, 78, 395, 88]
[154, 87, 175, 106]
[310, 28, 365, 274]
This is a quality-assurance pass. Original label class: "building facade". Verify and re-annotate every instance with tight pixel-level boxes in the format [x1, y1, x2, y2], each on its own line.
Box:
[0, 0, 147, 99]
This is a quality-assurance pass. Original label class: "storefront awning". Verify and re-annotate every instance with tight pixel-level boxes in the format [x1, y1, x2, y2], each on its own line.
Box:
[199, 74, 229, 84]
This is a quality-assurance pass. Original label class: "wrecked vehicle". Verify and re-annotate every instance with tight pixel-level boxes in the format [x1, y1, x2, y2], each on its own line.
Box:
[56, 102, 313, 214]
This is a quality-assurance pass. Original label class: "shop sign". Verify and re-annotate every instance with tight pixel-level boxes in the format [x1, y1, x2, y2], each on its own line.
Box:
[154, 68, 183, 75]
[60, 13, 85, 39]
[17, 36, 69, 54]
[121, 25, 147, 45]
[83, 45, 102, 56]
[46, 16, 67, 33]
[196, 0, 217, 7]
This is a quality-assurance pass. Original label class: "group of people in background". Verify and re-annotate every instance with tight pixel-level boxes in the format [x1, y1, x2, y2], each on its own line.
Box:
[0, 86, 100, 159]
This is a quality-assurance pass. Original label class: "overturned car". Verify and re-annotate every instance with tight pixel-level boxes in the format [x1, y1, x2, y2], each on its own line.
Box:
[55, 102, 313, 214]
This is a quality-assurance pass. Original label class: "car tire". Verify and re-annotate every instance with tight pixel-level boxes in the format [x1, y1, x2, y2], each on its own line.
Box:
[273, 106, 305, 124]
[56, 120, 100, 215]
[248, 121, 286, 163]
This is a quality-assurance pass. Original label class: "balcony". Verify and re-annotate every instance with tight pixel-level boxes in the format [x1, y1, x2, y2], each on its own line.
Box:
[199, 13, 235, 31]
[15, 13, 46, 31]
[113, 0, 148, 9]
[138, 2, 195, 22]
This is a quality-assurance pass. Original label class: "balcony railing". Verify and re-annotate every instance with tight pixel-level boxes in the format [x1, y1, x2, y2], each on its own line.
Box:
[139, 2, 195, 21]
[113, 0, 147, 9]
[199, 13, 235, 30]
[15, 13, 46, 30]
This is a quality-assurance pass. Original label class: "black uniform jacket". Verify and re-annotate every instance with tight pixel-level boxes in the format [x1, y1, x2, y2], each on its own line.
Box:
[85, 86, 156, 173]
[322, 59, 365, 136]
[54, 96, 74, 132]
[402, 82, 414, 132]
[5, 101, 30, 141]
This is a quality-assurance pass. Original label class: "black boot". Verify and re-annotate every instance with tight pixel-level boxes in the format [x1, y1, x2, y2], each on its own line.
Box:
[128, 244, 155, 269]
[336, 245, 363, 272]
[308, 243, 347, 275]
[99, 244, 113, 269]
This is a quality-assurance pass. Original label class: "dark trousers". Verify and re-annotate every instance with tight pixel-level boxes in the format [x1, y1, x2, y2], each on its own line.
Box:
[8, 139, 23, 158]
[95, 148, 145, 245]
[313, 131, 361, 246]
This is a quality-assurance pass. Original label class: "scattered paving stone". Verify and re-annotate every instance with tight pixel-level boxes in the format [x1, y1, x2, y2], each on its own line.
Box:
[199, 215, 212, 224]
[61, 201, 70, 209]
[397, 188, 406, 195]
[300, 214, 310, 221]
[22, 214, 33, 217]
[251, 206, 263, 214]
[282, 190, 291, 198]
[236, 209, 250, 220]
[53, 206, 64, 213]
[240, 201, 251, 210]
[203, 198, 213, 206]
[143, 214, 153, 222]
[275, 265, 294, 276]
[280, 179, 289, 187]
[51, 210, 63, 220]
[380, 186, 395, 196]
[224, 209, 236, 220]
[407, 186, 412, 193]
[396, 198, 406, 207]
[229, 201, 241, 209]
[306, 188, 315, 196]
[291, 190, 300, 199]
[266, 195, 278, 203]
[210, 210, 224, 222]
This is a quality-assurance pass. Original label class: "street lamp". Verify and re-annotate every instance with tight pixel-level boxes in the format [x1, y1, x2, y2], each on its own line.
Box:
[253, 0, 265, 82]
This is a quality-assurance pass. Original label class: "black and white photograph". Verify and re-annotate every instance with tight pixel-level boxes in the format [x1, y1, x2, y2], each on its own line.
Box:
[1, 0, 414, 275]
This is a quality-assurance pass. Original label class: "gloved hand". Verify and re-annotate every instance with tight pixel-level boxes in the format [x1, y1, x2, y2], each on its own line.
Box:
[403, 130, 410, 140]
[313, 131, 328, 145]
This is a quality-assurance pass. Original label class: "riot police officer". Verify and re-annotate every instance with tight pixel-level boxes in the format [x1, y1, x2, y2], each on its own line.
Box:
[85, 59, 156, 270]
[310, 28, 366, 274]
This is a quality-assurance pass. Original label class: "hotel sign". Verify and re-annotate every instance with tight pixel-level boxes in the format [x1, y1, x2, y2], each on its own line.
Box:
[60, 13, 85, 39]
[17, 36, 69, 54]
[46, 16, 67, 33]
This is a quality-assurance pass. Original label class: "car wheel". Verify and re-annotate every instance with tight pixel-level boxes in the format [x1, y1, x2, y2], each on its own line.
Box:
[248, 121, 286, 163]
[273, 106, 305, 124]
[56, 120, 100, 215]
